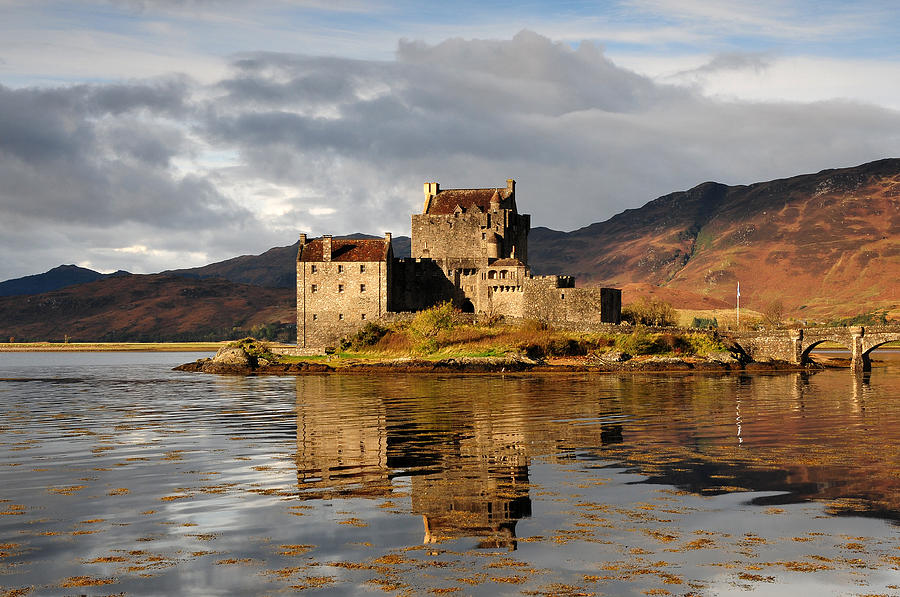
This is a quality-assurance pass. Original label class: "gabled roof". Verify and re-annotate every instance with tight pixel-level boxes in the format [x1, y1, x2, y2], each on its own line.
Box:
[426, 188, 513, 215]
[298, 238, 391, 262]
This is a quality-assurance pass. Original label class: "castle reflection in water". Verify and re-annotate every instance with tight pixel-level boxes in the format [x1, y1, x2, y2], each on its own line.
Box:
[292, 369, 900, 547]
[292, 375, 627, 549]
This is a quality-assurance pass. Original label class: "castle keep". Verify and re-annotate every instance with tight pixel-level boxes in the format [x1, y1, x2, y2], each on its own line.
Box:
[297, 180, 621, 348]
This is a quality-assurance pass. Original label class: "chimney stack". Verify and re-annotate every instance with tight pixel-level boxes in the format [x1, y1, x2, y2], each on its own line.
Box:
[423, 181, 440, 212]
[299, 233, 307, 245]
[506, 179, 515, 194]
[322, 234, 332, 262]
[384, 232, 392, 244]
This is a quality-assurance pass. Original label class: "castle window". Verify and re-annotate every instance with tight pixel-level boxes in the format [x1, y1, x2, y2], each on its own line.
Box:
[500, 270, 508, 279]
[361, 313, 366, 320]
[360, 283, 366, 293]
[360, 264, 366, 273]
[338, 284, 344, 293]
[561, 292, 565, 299]
[482, 232, 486, 240]
[338, 313, 344, 320]
[311, 264, 317, 273]
[310, 284, 318, 293]
[312, 314, 317, 321]
[488, 271, 496, 280]
[338, 265, 344, 273]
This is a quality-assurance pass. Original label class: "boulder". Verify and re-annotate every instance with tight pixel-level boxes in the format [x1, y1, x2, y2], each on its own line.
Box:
[211, 346, 252, 367]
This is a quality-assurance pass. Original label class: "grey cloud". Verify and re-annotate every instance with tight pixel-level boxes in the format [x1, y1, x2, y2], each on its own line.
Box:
[673, 51, 775, 78]
[87, 76, 191, 116]
[0, 80, 255, 238]
[203, 30, 899, 236]
[3, 30, 899, 280]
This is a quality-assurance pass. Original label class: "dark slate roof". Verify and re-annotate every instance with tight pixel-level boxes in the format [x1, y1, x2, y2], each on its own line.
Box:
[426, 188, 512, 215]
[298, 238, 391, 262]
[491, 258, 526, 267]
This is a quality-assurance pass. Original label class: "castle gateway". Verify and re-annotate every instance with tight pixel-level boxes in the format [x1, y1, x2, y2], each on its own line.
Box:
[297, 180, 621, 348]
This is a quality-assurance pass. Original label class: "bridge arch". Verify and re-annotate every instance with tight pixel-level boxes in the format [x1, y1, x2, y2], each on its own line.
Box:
[862, 338, 900, 362]
[800, 338, 852, 361]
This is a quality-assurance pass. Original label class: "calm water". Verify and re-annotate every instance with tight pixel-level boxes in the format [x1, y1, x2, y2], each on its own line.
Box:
[1, 352, 899, 596]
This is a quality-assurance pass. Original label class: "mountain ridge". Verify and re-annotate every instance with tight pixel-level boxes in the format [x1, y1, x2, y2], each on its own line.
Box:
[0, 265, 130, 297]
[1, 158, 897, 340]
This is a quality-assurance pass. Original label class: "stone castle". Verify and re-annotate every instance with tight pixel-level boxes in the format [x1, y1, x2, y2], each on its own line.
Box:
[297, 179, 621, 348]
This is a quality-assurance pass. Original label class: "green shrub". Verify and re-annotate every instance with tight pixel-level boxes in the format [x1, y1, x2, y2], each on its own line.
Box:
[685, 333, 729, 355]
[407, 302, 460, 353]
[614, 329, 658, 355]
[410, 302, 458, 340]
[614, 330, 706, 356]
[691, 317, 718, 329]
[653, 333, 692, 354]
[520, 319, 552, 333]
[828, 311, 890, 327]
[229, 337, 277, 361]
[622, 298, 677, 327]
[340, 322, 391, 351]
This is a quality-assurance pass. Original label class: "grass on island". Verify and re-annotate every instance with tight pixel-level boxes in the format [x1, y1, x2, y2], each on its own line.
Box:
[276, 302, 734, 365]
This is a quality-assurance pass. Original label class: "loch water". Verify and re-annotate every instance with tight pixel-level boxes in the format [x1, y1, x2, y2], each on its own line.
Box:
[1, 352, 899, 596]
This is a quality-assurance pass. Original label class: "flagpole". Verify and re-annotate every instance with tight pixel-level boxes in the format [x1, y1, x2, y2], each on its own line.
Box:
[736, 282, 740, 329]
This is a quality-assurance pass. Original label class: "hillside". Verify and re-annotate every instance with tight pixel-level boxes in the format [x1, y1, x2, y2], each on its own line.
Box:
[529, 159, 900, 320]
[0, 265, 129, 297]
[2, 159, 896, 340]
[0, 274, 293, 343]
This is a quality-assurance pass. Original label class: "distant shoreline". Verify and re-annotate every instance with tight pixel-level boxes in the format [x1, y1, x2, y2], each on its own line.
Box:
[0, 342, 227, 352]
[1, 342, 896, 353]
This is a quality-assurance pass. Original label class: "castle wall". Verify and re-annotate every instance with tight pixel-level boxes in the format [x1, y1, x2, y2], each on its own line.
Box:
[411, 211, 530, 266]
[478, 262, 529, 317]
[486, 286, 525, 318]
[390, 258, 462, 312]
[411, 212, 487, 261]
[522, 277, 621, 324]
[297, 259, 389, 348]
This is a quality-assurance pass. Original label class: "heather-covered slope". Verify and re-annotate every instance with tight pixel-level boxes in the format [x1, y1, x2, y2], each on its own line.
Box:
[528, 159, 900, 319]
[0, 274, 293, 342]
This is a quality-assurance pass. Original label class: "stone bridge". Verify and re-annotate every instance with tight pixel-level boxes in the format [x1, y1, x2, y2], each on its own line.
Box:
[726, 326, 900, 372]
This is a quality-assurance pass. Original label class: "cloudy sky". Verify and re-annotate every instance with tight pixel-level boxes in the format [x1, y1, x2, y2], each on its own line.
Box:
[1, 0, 898, 280]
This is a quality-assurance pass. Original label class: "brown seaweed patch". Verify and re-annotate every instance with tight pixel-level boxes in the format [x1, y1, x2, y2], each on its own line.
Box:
[278, 544, 314, 556]
[58, 576, 116, 587]
[85, 556, 128, 564]
[0, 588, 34, 597]
[159, 494, 192, 501]
[338, 517, 368, 527]
[737, 572, 775, 582]
[188, 533, 218, 541]
[48, 485, 86, 495]
[522, 582, 596, 596]
[290, 576, 335, 590]
[216, 558, 255, 565]
[0, 504, 26, 515]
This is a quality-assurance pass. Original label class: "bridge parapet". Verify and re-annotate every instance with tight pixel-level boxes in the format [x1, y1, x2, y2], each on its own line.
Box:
[727, 325, 900, 373]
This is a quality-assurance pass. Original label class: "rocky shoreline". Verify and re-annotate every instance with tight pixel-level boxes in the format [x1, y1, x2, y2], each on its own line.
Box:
[174, 345, 825, 375]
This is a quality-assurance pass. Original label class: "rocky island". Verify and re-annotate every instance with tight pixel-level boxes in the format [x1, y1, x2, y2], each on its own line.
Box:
[174, 319, 832, 376]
